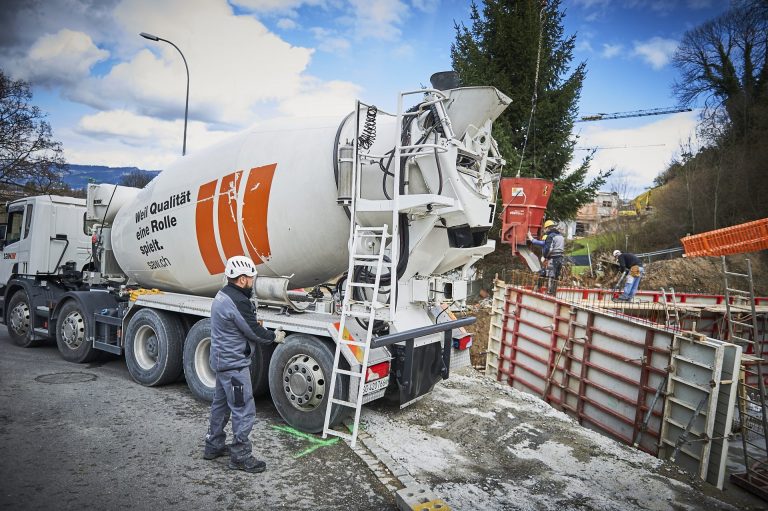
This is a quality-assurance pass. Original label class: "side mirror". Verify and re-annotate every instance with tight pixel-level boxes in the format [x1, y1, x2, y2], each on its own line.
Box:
[0, 224, 6, 245]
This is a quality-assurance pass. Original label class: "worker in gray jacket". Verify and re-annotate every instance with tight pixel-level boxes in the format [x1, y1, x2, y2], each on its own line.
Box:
[203, 255, 285, 473]
[527, 220, 565, 295]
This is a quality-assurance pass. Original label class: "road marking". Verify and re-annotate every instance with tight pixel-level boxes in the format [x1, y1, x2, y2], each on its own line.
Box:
[270, 424, 339, 458]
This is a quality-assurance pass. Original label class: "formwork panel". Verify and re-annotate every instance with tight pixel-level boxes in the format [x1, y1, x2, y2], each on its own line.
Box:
[707, 343, 741, 489]
[487, 282, 742, 486]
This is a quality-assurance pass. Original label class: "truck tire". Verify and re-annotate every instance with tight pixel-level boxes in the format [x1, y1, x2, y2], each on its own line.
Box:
[268, 335, 348, 433]
[183, 319, 216, 401]
[125, 309, 183, 386]
[7, 290, 42, 348]
[183, 318, 276, 402]
[56, 300, 99, 362]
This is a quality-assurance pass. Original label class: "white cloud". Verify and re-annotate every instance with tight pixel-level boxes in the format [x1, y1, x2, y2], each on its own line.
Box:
[601, 43, 623, 59]
[71, 109, 232, 166]
[392, 43, 414, 58]
[573, 111, 699, 189]
[276, 18, 298, 29]
[412, 0, 439, 13]
[632, 36, 678, 70]
[310, 27, 351, 53]
[573, 0, 612, 7]
[277, 78, 361, 117]
[9, 29, 108, 86]
[65, 0, 317, 126]
[231, 0, 326, 13]
[348, 0, 409, 41]
[576, 40, 594, 53]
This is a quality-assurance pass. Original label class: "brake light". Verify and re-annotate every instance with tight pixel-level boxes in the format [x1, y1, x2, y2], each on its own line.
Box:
[366, 361, 390, 382]
[453, 334, 472, 350]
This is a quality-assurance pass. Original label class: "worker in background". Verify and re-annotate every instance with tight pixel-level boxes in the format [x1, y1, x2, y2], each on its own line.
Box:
[527, 220, 565, 295]
[613, 249, 644, 301]
[204, 255, 285, 473]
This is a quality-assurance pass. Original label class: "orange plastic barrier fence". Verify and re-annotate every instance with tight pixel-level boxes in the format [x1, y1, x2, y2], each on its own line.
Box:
[681, 217, 768, 257]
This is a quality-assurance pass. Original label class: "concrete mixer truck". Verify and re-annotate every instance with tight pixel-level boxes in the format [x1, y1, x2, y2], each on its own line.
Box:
[0, 81, 510, 439]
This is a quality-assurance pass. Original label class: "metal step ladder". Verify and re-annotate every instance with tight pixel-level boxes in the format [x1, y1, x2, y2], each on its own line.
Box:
[661, 287, 681, 330]
[322, 225, 389, 446]
[721, 256, 768, 496]
[323, 92, 453, 446]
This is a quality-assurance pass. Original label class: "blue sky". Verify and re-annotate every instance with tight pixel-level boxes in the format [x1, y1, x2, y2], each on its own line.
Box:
[0, 0, 729, 194]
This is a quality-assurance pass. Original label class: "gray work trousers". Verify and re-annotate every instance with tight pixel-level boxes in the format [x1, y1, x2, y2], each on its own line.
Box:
[205, 365, 255, 461]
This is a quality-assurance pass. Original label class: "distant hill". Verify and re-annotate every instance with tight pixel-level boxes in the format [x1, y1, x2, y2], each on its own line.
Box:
[63, 164, 161, 189]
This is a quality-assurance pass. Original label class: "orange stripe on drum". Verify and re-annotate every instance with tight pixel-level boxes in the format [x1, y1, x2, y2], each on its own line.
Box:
[195, 179, 224, 274]
[242, 164, 276, 262]
[217, 170, 244, 260]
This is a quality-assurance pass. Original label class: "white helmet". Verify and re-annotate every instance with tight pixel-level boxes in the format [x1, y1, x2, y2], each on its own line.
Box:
[225, 255, 257, 278]
[613, 250, 621, 257]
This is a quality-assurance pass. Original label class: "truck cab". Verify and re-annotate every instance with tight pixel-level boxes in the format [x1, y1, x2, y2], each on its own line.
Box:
[0, 196, 92, 288]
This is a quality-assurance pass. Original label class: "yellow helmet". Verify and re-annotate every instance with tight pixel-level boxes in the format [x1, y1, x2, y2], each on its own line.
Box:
[543, 220, 556, 229]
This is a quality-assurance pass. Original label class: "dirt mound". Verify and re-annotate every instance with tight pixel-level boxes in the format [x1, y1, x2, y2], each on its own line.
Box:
[643, 254, 767, 295]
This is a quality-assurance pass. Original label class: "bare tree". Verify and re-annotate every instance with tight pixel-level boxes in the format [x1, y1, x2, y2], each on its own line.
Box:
[0, 70, 68, 193]
[672, 1, 768, 139]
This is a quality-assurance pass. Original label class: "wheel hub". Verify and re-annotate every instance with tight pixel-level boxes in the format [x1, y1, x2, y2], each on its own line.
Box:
[134, 325, 159, 370]
[9, 302, 30, 336]
[194, 337, 215, 389]
[61, 311, 84, 350]
[282, 354, 326, 410]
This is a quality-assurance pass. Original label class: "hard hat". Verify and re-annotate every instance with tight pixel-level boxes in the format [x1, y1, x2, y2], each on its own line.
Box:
[543, 220, 556, 229]
[613, 250, 621, 257]
[225, 255, 257, 278]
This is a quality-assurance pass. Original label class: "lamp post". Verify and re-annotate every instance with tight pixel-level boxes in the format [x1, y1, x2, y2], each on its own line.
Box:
[140, 32, 189, 156]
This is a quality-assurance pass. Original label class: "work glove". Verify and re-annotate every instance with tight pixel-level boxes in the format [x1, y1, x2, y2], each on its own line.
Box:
[273, 327, 286, 344]
[526, 232, 533, 242]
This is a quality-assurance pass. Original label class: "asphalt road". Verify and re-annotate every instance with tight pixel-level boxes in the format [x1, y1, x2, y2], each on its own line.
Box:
[0, 327, 395, 511]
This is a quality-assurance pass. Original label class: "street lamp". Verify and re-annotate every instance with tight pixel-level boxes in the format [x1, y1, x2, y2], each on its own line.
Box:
[140, 32, 189, 156]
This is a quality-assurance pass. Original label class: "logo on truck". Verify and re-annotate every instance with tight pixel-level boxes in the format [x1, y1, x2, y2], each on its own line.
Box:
[195, 163, 277, 275]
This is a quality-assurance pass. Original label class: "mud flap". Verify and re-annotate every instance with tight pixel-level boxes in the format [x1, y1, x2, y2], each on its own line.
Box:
[392, 334, 453, 408]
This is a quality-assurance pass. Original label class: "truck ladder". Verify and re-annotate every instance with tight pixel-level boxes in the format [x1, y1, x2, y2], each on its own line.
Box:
[722, 256, 768, 496]
[322, 225, 389, 446]
[323, 93, 452, 446]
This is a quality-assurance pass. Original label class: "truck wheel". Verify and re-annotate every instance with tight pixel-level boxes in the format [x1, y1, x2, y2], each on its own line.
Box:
[183, 319, 215, 401]
[125, 309, 183, 386]
[268, 335, 348, 433]
[183, 319, 276, 402]
[56, 300, 99, 362]
[7, 291, 42, 348]
[251, 342, 275, 398]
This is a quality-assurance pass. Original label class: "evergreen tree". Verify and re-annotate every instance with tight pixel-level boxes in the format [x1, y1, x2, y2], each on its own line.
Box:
[452, 0, 609, 220]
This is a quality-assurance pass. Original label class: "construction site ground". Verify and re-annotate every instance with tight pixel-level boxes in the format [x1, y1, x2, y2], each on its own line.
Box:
[1, 324, 765, 510]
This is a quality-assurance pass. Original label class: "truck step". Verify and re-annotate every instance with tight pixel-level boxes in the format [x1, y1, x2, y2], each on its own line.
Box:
[94, 341, 122, 355]
[35, 306, 50, 318]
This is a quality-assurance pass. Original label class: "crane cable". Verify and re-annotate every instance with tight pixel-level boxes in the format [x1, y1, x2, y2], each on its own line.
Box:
[517, 3, 547, 178]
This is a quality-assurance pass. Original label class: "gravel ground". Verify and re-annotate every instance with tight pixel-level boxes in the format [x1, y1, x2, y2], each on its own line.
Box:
[360, 368, 766, 511]
[0, 328, 394, 511]
[1, 325, 764, 511]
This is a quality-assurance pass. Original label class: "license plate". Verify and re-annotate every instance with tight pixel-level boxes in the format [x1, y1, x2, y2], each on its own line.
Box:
[363, 377, 389, 394]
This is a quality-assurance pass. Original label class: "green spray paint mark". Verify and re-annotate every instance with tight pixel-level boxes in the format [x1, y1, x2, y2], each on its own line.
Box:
[270, 424, 340, 458]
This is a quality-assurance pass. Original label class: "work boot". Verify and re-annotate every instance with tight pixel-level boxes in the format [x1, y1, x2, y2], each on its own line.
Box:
[203, 445, 230, 460]
[228, 455, 266, 473]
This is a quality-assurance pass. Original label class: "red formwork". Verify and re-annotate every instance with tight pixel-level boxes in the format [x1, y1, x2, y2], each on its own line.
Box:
[488, 285, 674, 455]
[499, 177, 554, 251]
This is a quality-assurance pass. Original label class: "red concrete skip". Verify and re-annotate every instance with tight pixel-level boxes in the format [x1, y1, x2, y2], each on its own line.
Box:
[217, 171, 245, 260]
[242, 164, 276, 263]
[499, 177, 554, 250]
[195, 179, 224, 274]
